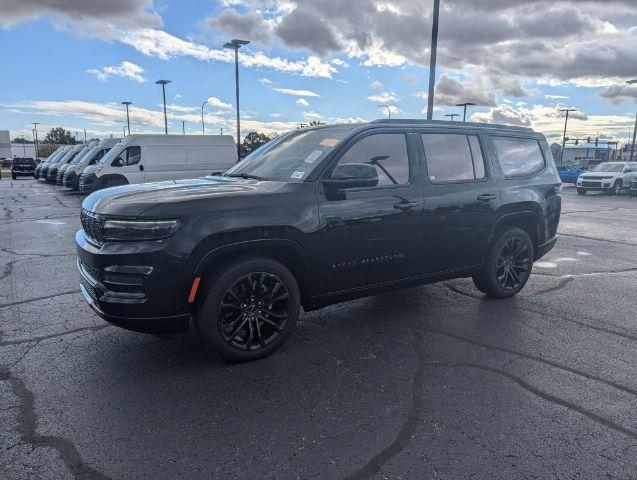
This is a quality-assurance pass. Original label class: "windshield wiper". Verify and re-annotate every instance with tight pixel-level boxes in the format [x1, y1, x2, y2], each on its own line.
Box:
[225, 173, 266, 181]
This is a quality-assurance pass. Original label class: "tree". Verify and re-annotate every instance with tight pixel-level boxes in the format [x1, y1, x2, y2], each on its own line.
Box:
[240, 131, 272, 158]
[12, 137, 33, 144]
[44, 127, 76, 145]
[308, 121, 326, 126]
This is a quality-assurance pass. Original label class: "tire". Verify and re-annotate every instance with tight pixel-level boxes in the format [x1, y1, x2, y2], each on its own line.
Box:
[195, 256, 300, 362]
[11, 174, 16, 180]
[576, 188, 586, 194]
[472, 227, 534, 299]
[612, 180, 622, 196]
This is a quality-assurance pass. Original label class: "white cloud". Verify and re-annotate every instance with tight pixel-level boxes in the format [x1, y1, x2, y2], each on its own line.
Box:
[303, 111, 321, 119]
[545, 94, 569, 100]
[86, 61, 146, 83]
[296, 98, 309, 107]
[367, 92, 398, 103]
[370, 80, 384, 91]
[331, 58, 348, 67]
[259, 77, 273, 85]
[270, 113, 283, 118]
[273, 87, 321, 97]
[206, 97, 233, 110]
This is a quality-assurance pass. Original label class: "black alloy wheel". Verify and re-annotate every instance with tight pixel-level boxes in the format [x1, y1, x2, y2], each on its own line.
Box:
[495, 236, 532, 291]
[218, 272, 290, 351]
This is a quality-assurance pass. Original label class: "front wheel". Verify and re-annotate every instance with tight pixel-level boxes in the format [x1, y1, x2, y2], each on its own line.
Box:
[11, 173, 16, 180]
[473, 228, 534, 298]
[195, 256, 300, 362]
[577, 188, 586, 194]
[612, 180, 622, 196]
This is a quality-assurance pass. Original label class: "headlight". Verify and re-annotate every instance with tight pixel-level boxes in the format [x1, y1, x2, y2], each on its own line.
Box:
[102, 219, 180, 241]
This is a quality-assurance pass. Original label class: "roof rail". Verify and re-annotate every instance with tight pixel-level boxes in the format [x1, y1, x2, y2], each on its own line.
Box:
[369, 118, 533, 132]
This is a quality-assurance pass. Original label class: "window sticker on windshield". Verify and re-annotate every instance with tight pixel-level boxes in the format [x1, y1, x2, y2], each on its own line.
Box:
[291, 171, 306, 179]
[320, 138, 339, 147]
[304, 150, 323, 163]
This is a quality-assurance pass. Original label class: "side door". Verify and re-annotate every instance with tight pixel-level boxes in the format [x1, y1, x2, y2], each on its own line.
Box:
[110, 145, 144, 184]
[417, 131, 501, 273]
[314, 130, 425, 294]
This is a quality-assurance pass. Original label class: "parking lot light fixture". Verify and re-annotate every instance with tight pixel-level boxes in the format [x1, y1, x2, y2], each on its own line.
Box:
[559, 108, 577, 164]
[455, 102, 476, 122]
[627, 80, 637, 161]
[223, 39, 250, 160]
[122, 102, 132, 134]
[445, 113, 460, 121]
[201, 100, 208, 134]
[155, 80, 171, 134]
[380, 104, 391, 119]
[31, 122, 40, 159]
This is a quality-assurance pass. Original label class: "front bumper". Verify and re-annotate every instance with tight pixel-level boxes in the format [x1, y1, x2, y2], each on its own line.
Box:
[46, 168, 59, 183]
[11, 168, 35, 176]
[576, 179, 613, 190]
[76, 229, 193, 334]
[79, 172, 102, 193]
[64, 170, 79, 189]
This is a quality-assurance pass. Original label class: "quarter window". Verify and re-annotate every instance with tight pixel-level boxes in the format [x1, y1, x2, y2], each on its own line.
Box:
[492, 136, 545, 178]
[334, 133, 409, 187]
[421, 134, 486, 182]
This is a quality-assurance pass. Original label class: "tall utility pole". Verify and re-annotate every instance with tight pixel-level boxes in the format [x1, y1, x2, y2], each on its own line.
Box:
[182, 121, 186, 135]
[31, 122, 40, 159]
[455, 102, 476, 122]
[559, 108, 577, 164]
[155, 80, 171, 134]
[122, 101, 132, 135]
[444, 113, 459, 121]
[426, 0, 441, 120]
[380, 104, 391, 118]
[201, 100, 208, 134]
[84, 128, 87, 143]
[627, 80, 637, 161]
[223, 39, 250, 160]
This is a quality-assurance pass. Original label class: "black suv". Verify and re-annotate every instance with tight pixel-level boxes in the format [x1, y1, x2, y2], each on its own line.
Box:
[77, 120, 561, 361]
[11, 157, 36, 179]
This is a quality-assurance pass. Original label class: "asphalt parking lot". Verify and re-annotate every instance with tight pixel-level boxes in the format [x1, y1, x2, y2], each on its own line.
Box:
[0, 178, 635, 480]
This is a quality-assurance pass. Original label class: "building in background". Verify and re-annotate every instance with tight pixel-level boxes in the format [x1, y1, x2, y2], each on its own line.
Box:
[0, 131, 10, 159]
[561, 142, 613, 167]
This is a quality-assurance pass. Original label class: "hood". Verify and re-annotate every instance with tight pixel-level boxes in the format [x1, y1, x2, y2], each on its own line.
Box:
[579, 171, 616, 178]
[82, 176, 288, 217]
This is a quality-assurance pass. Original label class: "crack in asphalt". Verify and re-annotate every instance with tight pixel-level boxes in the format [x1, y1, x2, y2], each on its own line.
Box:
[0, 366, 112, 480]
[558, 233, 637, 247]
[424, 361, 637, 440]
[0, 324, 110, 347]
[0, 290, 79, 310]
[343, 339, 426, 480]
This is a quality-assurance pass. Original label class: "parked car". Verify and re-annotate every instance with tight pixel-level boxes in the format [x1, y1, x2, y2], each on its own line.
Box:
[47, 144, 85, 183]
[34, 147, 64, 179]
[79, 135, 237, 193]
[576, 162, 637, 195]
[40, 146, 73, 180]
[10, 157, 36, 179]
[57, 143, 97, 184]
[77, 120, 561, 361]
[556, 165, 584, 184]
[64, 138, 120, 190]
[2, 158, 12, 169]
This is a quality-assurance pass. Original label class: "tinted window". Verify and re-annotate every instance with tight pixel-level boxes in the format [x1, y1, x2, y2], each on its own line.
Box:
[334, 133, 409, 186]
[421, 134, 485, 182]
[493, 136, 545, 177]
[112, 146, 141, 167]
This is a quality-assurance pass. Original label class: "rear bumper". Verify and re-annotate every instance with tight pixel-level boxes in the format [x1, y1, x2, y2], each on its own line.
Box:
[536, 234, 557, 261]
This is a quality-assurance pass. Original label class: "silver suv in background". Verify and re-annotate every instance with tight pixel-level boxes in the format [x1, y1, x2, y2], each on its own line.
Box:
[576, 162, 637, 195]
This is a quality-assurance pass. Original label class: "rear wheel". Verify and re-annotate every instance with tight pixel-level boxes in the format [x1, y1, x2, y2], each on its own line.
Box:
[576, 188, 586, 194]
[195, 256, 300, 362]
[473, 228, 533, 298]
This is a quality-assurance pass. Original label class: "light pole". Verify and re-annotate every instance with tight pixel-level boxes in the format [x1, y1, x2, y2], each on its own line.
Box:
[559, 108, 577, 164]
[123, 126, 127, 138]
[380, 104, 391, 118]
[182, 121, 186, 135]
[626, 80, 637, 162]
[122, 101, 132, 135]
[445, 113, 460, 121]
[201, 100, 208, 134]
[155, 80, 171, 134]
[31, 122, 39, 159]
[455, 102, 476, 122]
[223, 38, 250, 159]
[426, 0, 441, 120]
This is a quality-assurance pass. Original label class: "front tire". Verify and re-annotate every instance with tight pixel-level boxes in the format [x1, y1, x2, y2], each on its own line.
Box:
[195, 256, 300, 362]
[473, 228, 534, 298]
[611, 180, 622, 196]
[577, 188, 586, 194]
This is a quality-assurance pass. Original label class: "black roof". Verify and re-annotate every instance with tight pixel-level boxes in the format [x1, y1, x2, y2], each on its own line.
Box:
[369, 118, 533, 132]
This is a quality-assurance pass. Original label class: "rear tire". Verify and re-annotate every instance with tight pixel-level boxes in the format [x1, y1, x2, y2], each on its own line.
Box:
[473, 228, 534, 298]
[576, 188, 586, 194]
[195, 256, 300, 362]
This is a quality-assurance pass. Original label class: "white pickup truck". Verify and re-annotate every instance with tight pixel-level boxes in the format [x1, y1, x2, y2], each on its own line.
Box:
[577, 162, 637, 195]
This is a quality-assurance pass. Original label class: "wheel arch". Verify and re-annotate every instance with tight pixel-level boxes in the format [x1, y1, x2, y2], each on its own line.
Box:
[490, 208, 543, 259]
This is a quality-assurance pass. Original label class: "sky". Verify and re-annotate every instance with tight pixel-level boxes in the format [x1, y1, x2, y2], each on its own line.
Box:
[1, 0, 637, 145]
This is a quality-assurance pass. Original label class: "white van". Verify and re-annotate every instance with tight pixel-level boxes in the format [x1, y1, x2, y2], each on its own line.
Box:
[79, 135, 237, 193]
[63, 138, 121, 190]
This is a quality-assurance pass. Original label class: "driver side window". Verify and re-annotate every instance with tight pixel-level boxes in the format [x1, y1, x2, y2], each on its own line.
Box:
[112, 146, 141, 167]
[333, 133, 409, 187]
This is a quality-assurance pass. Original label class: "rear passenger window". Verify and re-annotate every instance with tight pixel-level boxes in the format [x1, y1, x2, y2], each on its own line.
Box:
[492, 137, 545, 178]
[421, 134, 486, 182]
[335, 133, 409, 187]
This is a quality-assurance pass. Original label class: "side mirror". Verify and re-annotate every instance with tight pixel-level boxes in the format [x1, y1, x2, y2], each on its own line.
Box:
[322, 163, 379, 190]
[112, 157, 124, 167]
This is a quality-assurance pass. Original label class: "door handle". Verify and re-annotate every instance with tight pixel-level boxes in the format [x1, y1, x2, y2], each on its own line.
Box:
[477, 193, 496, 202]
[139, 164, 144, 171]
[393, 200, 419, 210]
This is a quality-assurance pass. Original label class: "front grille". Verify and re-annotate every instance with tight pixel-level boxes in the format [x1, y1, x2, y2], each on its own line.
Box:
[81, 209, 104, 244]
[582, 181, 603, 188]
[80, 260, 102, 282]
[81, 276, 100, 300]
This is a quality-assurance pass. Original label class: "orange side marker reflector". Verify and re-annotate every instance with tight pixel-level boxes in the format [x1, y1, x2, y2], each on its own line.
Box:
[188, 277, 202, 304]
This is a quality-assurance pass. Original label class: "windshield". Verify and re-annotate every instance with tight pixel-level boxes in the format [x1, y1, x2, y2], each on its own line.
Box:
[225, 126, 356, 182]
[591, 163, 623, 172]
[99, 142, 124, 165]
[70, 147, 90, 165]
